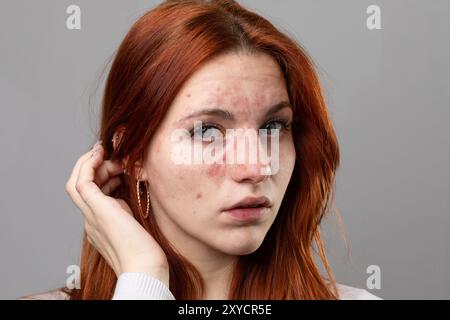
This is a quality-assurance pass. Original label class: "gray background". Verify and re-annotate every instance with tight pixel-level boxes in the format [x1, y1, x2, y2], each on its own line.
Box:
[1, 0, 449, 299]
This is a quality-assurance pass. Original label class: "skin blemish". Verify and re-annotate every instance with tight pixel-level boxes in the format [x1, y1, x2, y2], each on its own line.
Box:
[206, 163, 222, 177]
[196, 193, 202, 199]
[186, 93, 191, 98]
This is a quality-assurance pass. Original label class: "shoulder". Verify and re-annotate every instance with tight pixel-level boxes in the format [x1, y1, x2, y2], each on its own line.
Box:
[17, 288, 70, 300]
[336, 283, 382, 300]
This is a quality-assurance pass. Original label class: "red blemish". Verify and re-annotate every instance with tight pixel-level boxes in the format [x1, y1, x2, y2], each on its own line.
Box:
[196, 193, 202, 199]
[206, 164, 221, 177]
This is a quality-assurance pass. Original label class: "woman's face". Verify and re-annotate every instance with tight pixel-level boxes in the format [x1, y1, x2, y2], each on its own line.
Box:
[141, 52, 296, 257]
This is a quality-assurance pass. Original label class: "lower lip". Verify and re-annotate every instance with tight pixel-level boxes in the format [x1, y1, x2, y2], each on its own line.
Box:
[223, 207, 266, 222]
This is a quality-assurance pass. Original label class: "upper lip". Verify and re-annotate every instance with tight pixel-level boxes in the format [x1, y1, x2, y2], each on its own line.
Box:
[223, 196, 272, 211]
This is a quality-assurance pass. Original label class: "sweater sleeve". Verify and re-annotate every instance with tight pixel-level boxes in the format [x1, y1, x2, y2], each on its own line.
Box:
[112, 272, 176, 300]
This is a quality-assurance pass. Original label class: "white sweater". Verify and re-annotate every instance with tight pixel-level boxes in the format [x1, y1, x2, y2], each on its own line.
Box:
[19, 272, 382, 300]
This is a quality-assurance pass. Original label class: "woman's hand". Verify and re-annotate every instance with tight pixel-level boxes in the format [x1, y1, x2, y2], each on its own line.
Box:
[65, 141, 169, 287]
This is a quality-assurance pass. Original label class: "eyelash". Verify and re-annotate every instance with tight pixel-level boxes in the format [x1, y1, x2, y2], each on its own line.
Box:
[188, 118, 292, 138]
[263, 117, 292, 132]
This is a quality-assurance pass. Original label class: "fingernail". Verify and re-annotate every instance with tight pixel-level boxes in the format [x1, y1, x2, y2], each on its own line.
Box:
[91, 140, 102, 158]
[93, 140, 103, 149]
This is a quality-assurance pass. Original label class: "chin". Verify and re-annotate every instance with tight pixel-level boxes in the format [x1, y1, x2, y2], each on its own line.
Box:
[218, 230, 266, 256]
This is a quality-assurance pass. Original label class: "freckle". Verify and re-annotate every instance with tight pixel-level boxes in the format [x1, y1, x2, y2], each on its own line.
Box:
[196, 193, 202, 199]
[186, 93, 191, 98]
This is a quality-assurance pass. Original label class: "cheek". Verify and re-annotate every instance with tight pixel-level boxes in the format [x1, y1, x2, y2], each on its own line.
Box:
[276, 138, 296, 179]
[149, 135, 225, 203]
[284, 144, 296, 171]
[206, 163, 223, 178]
[169, 164, 223, 203]
[205, 143, 227, 178]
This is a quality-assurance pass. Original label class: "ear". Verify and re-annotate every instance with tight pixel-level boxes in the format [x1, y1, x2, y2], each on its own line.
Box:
[112, 126, 130, 174]
[134, 159, 148, 181]
[112, 127, 148, 181]
[112, 126, 126, 151]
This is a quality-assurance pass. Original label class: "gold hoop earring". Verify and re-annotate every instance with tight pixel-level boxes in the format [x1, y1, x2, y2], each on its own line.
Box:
[136, 180, 150, 219]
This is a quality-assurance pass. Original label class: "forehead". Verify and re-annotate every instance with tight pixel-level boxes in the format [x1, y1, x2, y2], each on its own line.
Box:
[169, 52, 289, 117]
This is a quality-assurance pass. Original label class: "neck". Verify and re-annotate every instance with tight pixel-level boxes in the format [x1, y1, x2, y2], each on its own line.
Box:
[194, 251, 237, 300]
[154, 210, 238, 299]
[176, 238, 238, 299]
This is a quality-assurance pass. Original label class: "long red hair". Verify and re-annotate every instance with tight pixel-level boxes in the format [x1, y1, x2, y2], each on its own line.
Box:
[67, 0, 341, 299]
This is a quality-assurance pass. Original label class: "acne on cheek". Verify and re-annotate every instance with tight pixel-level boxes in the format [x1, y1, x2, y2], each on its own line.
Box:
[204, 140, 230, 178]
[204, 140, 229, 178]
[190, 166, 220, 201]
[206, 163, 222, 177]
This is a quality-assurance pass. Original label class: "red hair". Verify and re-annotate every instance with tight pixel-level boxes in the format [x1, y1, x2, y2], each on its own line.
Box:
[67, 0, 341, 299]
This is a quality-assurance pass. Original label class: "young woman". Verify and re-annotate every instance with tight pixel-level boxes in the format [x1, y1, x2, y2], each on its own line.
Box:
[21, 0, 380, 300]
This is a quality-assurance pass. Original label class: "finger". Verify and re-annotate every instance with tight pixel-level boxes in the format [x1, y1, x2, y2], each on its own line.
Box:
[94, 160, 125, 187]
[65, 148, 100, 215]
[66, 149, 96, 194]
[101, 176, 122, 195]
[76, 143, 111, 215]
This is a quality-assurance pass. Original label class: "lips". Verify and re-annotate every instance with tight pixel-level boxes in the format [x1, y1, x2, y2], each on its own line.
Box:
[223, 196, 272, 222]
[224, 196, 271, 210]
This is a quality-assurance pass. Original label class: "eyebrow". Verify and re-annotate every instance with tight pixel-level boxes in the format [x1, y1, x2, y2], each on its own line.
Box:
[179, 100, 292, 123]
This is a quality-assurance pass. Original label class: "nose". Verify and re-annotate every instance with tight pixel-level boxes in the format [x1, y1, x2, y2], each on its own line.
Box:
[230, 162, 270, 184]
[227, 131, 272, 184]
